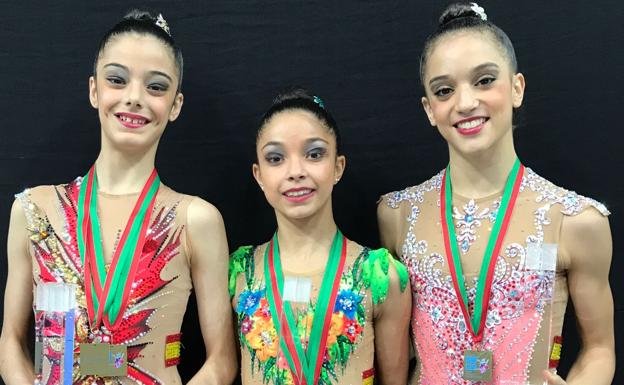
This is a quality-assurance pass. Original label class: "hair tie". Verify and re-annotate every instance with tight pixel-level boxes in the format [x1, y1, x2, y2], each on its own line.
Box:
[155, 14, 171, 36]
[313, 96, 325, 109]
[470, 3, 487, 21]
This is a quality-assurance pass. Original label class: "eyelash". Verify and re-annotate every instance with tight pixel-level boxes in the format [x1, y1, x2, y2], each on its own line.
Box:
[476, 76, 496, 86]
[148, 83, 168, 92]
[105, 77, 169, 93]
[307, 147, 327, 160]
[432, 76, 497, 98]
[265, 153, 284, 164]
[434, 87, 453, 97]
[263, 148, 327, 165]
[106, 76, 126, 86]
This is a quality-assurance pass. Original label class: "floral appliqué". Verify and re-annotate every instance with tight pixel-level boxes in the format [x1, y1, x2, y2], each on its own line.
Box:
[229, 247, 407, 385]
[452, 199, 499, 253]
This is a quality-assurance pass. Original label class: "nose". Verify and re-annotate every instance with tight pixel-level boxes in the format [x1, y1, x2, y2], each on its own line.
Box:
[124, 79, 143, 108]
[455, 84, 478, 114]
[287, 157, 306, 181]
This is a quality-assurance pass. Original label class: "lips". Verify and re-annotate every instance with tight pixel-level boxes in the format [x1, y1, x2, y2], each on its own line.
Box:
[453, 117, 489, 136]
[115, 112, 151, 129]
[283, 187, 316, 203]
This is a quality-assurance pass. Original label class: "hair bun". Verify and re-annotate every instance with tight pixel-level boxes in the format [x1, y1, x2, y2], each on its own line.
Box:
[123, 9, 156, 22]
[122, 9, 172, 36]
[439, 2, 487, 27]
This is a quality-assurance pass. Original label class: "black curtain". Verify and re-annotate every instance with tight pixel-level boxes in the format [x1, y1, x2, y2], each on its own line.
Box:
[0, 1, 622, 384]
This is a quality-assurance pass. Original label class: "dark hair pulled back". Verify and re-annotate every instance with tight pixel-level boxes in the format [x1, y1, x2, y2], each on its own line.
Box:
[93, 9, 184, 92]
[259, 87, 342, 155]
[420, 2, 517, 85]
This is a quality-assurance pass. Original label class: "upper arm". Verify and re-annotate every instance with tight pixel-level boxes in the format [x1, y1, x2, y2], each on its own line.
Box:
[372, 259, 412, 385]
[185, 198, 236, 355]
[1, 200, 34, 348]
[560, 208, 614, 350]
[377, 197, 402, 257]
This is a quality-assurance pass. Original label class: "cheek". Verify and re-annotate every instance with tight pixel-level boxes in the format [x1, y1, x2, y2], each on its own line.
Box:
[488, 83, 514, 111]
[313, 163, 338, 185]
[429, 101, 452, 125]
[257, 165, 282, 188]
[150, 99, 174, 120]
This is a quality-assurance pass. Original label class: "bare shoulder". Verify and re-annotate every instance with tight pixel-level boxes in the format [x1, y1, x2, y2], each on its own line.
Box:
[560, 207, 612, 270]
[186, 196, 225, 231]
[377, 193, 406, 256]
[377, 195, 402, 223]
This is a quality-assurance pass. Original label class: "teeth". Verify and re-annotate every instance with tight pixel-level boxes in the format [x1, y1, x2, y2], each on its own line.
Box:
[285, 189, 312, 197]
[457, 118, 485, 129]
[118, 115, 146, 124]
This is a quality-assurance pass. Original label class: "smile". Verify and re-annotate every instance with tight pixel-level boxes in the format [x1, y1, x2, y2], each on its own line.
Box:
[285, 189, 313, 197]
[453, 117, 489, 135]
[283, 188, 315, 202]
[115, 112, 151, 129]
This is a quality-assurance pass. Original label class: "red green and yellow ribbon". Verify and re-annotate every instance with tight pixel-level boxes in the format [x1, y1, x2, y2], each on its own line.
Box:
[440, 158, 524, 342]
[264, 230, 347, 385]
[77, 166, 160, 330]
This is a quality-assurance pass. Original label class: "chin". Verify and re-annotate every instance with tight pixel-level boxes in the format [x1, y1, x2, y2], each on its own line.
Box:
[105, 130, 161, 151]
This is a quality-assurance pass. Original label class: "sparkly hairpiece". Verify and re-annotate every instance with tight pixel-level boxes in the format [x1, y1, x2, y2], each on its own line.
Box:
[313, 96, 325, 109]
[470, 3, 487, 21]
[155, 13, 171, 36]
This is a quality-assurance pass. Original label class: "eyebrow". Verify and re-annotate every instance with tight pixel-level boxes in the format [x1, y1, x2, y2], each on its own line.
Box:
[428, 62, 500, 86]
[261, 137, 329, 150]
[102, 63, 173, 82]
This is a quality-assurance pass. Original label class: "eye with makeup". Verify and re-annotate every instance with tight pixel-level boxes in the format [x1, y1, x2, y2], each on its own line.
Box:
[475, 75, 496, 87]
[147, 82, 169, 93]
[306, 146, 327, 161]
[105, 73, 127, 87]
[433, 85, 454, 99]
[146, 75, 171, 94]
[263, 151, 284, 165]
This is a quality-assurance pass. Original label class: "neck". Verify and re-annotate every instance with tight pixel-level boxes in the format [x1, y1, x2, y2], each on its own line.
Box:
[274, 202, 338, 263]
[448, 136, 517, 199]
[94, 144, 158, 195]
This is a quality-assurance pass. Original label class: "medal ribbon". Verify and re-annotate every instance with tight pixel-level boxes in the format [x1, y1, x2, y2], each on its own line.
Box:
[441, 158, 524, 342]
[77, 166, 160, 330]
[264, 230, 347, 385]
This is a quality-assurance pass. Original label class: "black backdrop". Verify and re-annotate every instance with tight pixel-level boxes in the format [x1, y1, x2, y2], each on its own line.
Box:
[0, 1, 622, 384]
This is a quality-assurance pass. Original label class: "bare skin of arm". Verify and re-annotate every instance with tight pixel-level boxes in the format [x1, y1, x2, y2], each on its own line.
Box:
[186, 198, 238, 385]
[373, 261, 412, 385]
[0, 200, 36, 385]
[544, 209, 615, 385]
[377, 199, 403, 257]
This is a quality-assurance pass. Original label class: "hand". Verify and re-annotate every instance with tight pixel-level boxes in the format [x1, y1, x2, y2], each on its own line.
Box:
[543, 369, 567, 384]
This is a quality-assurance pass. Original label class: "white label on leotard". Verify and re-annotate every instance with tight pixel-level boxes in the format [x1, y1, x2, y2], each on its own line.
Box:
[283, 276, 312, 303]
[525, 243, 557, 271]
[35, 283, 77, 312]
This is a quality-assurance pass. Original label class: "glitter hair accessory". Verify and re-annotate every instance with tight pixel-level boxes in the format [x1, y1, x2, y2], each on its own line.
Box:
[155, 14, 171, 36]
[470, 3, 487, 21]
[313, 96, 325, 109]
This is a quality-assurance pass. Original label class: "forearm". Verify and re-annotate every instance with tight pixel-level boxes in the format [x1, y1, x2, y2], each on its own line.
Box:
[377, 342, 409, 385]
[0, 335, 35, 385]
[565, 346, 614, 385]
[186, 353, 237, 385]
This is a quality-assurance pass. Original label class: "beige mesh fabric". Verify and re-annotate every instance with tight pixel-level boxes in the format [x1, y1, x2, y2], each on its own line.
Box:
[382, 168, 608, 385]
[22, 182, 194, 385]
[232, 240, 378, 385]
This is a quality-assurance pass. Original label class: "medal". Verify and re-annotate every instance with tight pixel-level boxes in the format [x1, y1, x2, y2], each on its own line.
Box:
[264, 231, 347, 385]
[77, 166, 160, 330]
[79, 343, 128, 376]
[463, 350, 493, 382]
[441, 158, 524, 381]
